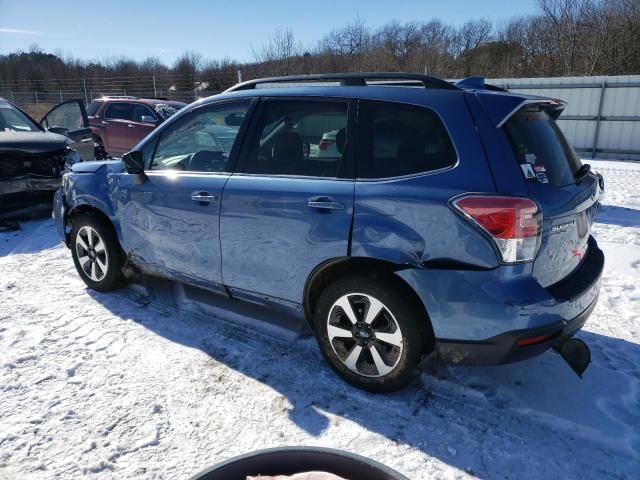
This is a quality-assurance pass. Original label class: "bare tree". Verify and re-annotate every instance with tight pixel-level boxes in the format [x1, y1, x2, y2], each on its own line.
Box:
[251, 28, 302, 75]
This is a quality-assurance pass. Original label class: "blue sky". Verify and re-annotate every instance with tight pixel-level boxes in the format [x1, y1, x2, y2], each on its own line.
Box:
[0, 0, 538, 65]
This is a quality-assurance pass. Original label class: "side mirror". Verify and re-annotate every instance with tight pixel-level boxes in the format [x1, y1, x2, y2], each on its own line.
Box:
[48, 126, 70, 137]
[122, 150, 145, 174]
[141, 115, 157, 125]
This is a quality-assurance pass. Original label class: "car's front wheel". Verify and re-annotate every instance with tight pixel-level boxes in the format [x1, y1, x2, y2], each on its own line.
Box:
[314, 276, 426, 393]
[70, 212, 125, 292]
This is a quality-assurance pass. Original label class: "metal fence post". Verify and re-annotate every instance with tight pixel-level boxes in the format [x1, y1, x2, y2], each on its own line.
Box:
[153, 75, 157, 97]
[592, 81, 607, 159]
[35, 91, 39, 105]
[10, 90, 15, 102]
[237, 70, 242, 84]
[59, 90, 63, 102]
[83, 78, 88, 105]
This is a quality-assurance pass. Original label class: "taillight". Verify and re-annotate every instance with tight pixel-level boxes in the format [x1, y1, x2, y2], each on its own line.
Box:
[319, 139, 335, 150]
[452, 195, 542, 263]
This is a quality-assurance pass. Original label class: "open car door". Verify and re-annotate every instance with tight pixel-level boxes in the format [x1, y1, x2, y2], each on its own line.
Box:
[41, 99, 95, 160]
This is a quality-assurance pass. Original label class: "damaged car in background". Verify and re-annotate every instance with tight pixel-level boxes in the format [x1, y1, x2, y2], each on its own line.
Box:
[0, 98, 94, 223]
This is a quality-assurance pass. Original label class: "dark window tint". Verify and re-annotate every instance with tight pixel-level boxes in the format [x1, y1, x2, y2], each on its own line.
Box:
[151, 102, 249, 172]
[357, 101, 456, 179]
[132, 104, 156, 123]
[504, 108, 582, 187]
[244, 100, 348, 177]
[104, 103, 134, 121]
[86, 101, 103, 116]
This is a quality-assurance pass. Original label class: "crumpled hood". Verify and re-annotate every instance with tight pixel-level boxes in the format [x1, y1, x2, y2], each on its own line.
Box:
[71, 159, 125, 174]
[0, 131, 71, 154]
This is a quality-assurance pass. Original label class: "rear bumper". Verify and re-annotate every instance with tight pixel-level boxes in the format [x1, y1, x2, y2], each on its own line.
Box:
[435, 294, 597, 365]
[396, 236, 604, 364]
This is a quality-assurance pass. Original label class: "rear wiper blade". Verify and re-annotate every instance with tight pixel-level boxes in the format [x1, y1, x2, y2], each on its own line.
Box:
[575, 163, 591, 180]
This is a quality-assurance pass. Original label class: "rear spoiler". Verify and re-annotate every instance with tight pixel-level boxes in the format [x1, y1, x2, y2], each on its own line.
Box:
[473, 90, 567, 128]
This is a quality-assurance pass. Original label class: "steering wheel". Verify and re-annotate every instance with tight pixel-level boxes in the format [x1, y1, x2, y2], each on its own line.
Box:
[188, 150, 228, 172]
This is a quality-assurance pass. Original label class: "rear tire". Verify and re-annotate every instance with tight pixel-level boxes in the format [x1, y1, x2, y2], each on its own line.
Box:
[313, 275, 426, 393]
[70, 212, 126, 292]
[94, 137, 108, 160]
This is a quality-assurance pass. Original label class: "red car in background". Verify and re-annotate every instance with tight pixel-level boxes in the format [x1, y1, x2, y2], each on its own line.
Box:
[87, 96, 186, 158]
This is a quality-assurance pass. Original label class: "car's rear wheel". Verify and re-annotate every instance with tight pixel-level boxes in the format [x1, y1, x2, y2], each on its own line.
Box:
[70, 212, 125, 292]
[94, 136, 108, 160]
[313, 276, 426, 393]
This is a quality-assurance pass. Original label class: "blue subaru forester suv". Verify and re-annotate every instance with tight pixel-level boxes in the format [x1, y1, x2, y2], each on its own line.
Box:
[53, 73, 604, 392]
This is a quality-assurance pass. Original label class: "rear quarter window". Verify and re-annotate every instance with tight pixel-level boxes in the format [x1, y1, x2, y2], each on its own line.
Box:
[356, 101, 457, 179]
[504, 108, 582, 187]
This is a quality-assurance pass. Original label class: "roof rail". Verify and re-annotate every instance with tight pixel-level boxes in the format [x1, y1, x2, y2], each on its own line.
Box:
[100, 95, 138, 100]
[225, 72, 460, 92]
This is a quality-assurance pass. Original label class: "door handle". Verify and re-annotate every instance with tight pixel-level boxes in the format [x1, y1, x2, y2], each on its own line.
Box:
[127, 124, 135, 128]
[191, 191, 218, 203]
[101, 121, 108, 125]
[307, 197, 345, 211]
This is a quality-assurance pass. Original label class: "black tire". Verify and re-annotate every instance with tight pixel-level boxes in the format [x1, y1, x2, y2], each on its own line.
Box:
[313, 275, 427, 393]
[94, 136, 108, 160]
[70, 212, 126, 292]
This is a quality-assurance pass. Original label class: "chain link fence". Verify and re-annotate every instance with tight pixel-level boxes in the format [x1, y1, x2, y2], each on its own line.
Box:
[0, 71, 242, 119]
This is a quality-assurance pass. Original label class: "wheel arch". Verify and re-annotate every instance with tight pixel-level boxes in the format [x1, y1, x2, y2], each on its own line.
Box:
[303, 257, 436, 353]
[64, 202, 118, 246]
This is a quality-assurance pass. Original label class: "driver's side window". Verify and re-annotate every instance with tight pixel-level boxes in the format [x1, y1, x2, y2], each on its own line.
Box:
[150, 102, 249, 173]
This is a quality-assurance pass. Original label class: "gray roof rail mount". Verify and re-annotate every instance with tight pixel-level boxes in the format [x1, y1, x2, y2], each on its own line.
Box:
[225, 72, 460, 92]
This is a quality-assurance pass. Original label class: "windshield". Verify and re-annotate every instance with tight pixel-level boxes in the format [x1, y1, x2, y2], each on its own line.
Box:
[154, 103, 186, 120]
[86, 101, 103, 116]
[504, 107, 582, 187]
[0, 101, 40, 132]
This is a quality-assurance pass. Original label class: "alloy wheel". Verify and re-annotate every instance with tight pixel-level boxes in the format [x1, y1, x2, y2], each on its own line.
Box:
[327, 293, 404, 377]
[75, 225, 109, 282]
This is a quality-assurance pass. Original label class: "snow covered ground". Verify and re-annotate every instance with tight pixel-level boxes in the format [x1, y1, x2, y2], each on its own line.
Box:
[1, 160, 639, 480]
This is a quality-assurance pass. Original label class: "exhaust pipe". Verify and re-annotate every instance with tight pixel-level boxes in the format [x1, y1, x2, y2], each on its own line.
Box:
[554, 338, 591, 377]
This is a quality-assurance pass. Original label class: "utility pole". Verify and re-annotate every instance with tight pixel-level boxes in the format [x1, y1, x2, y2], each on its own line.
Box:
[153, 75, 157, 97]
[82, 78, 89, 105]
[237, 70, 242, 84]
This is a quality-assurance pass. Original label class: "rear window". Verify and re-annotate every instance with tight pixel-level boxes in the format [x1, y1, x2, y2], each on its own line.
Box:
[504, 108, 582, 187]
[86, 101, 103, 116]
[357, 101, 457, 179]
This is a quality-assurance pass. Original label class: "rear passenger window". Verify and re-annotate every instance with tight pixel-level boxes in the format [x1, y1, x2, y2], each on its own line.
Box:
[104, 103, 133, 121]
[243, 100, 348, 178]
[357, 101, 456, 179]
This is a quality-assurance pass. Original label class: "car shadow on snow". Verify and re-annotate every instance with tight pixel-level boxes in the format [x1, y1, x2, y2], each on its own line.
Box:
[86, 280, 640, 479]
[0, 218, 61, 257]
[596, 205, 640, 228]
